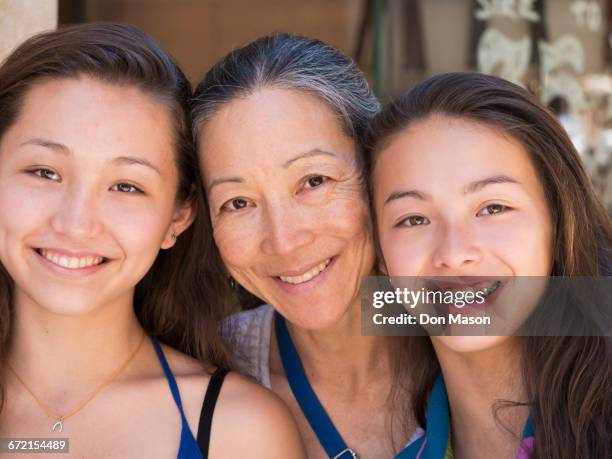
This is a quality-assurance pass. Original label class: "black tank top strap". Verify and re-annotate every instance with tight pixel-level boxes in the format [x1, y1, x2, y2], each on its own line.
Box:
[197, 368, 229, 457]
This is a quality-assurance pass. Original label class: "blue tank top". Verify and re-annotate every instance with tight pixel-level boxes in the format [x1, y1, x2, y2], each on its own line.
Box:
[151, 336, 204, 459]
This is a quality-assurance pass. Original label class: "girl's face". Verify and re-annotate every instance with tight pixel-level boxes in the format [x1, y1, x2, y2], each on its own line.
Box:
[0, 77, 193, 316]
[199, 87, 374, 330]
[373, 115, 553, 351]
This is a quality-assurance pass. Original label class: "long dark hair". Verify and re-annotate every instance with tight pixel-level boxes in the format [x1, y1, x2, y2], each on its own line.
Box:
[0, 23, 228, 414]
[366, 72, 612, 458]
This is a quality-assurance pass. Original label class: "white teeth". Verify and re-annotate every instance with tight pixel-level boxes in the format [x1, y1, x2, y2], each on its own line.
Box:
[436, 281, 501, 297]
[279, 259, 331, 285]
[39, 249, 104, 270]
[452, 281, 501, 297]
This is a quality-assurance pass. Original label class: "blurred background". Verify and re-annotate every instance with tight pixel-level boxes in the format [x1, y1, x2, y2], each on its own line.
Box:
[2, 0, 611, 213]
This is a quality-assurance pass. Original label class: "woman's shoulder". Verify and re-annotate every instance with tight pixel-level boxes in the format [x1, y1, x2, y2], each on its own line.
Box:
[209, 371, 305, 458]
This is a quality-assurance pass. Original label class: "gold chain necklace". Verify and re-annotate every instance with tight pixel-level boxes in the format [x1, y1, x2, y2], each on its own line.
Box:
[7, 332, 146, 433]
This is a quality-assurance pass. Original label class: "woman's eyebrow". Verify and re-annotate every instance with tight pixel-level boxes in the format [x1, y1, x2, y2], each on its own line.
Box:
[282, 148, 338, 168]
[465, 175, 519, 194]
[207, 176, 244, 194]
[207, 149, 339, 193]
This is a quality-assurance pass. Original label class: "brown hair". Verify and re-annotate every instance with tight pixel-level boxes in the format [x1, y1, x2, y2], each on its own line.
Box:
[0, 23, 228, 414]
[366, 72, 612, 458]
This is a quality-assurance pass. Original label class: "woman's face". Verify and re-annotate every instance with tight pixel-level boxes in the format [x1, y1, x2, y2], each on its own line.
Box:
[0, 77, 193, 316]
[199, 87, 374, 329]
[373, 115, 553, 351]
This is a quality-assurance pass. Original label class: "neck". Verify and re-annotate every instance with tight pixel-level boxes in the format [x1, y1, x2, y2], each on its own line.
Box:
[432, 338, 529, 457]
[278, 298, 391, 390]
[8, 288, 144, 394]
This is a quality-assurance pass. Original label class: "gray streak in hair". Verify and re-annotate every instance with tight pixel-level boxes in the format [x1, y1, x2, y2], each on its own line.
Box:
[191, 32, 380, 170]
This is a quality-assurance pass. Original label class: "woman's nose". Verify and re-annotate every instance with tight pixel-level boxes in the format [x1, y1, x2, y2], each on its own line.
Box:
[260, 202, 315, 256]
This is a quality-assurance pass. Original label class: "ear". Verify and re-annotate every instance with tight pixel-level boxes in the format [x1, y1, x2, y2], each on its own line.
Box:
[161, 199, 196, 250]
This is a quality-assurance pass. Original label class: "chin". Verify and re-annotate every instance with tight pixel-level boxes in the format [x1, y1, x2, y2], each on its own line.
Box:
[277, 298, 351, 330]
[36, 301, 100, 317]
[21, 287, 105, 317]
[434, 335, 511, 354]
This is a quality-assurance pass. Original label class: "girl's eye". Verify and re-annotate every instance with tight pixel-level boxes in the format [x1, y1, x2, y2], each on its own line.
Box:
[397, 215, 431, 227]
[477, 204, 509, 216]
[304, 175, 327, 189]
[110, 183, 143, 194]
[221, 198, 252, 212]
[30, 168, 61, 182]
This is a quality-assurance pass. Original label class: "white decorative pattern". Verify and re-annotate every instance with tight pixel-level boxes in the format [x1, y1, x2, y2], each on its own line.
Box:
[475, 0, 540, 22]
[0, 0, 57, 61]
[570, 0, 602, 31]
[478, 28, 531, 86]
[539, 35, 586, 109]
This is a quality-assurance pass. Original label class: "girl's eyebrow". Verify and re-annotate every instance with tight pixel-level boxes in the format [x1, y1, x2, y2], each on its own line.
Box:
[20, 138, 161, 175]
[384, 175, 521, 206]
[112, 156, 161, 175]
[384, 189, 428, 205]
[20, 138, 71, 155]
[464, 175, 519, 194]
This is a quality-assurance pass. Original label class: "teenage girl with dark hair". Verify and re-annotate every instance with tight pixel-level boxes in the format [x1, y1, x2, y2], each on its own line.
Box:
[0, 23, 303, 458]
[367, 72, 612, 459]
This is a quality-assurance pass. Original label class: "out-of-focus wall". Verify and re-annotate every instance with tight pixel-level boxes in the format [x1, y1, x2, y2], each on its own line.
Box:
[77, 0, 365, 82]
[0, 0, 57, 61]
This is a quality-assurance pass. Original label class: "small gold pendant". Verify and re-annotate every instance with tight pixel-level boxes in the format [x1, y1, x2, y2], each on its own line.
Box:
[52, 419, 63, 433]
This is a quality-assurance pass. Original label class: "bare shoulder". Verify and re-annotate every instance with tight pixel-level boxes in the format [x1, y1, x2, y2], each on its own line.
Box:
[153, 343, 214, 431]
[152, 343, 304, 458]
[157, 343, 215, 375]
[209, 372, 306, 458]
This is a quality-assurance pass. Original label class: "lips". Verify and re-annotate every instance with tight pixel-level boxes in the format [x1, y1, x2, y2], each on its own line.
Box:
[35, 248, 107, 270]
[277, 258, 332, 285]
[426, 279, 502, 298]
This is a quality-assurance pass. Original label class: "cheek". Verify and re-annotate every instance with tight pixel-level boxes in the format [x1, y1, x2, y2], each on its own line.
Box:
[212, 215, 260, 271]
[324, 187, 371, 239]
[0, 182, 56, 244]
[379, 229, 432, 276]
[103, 201, 173, 263]
[482, 213, 553, 275]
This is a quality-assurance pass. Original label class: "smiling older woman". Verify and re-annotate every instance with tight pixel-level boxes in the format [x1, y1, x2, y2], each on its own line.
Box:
[192, 33, 418, 458]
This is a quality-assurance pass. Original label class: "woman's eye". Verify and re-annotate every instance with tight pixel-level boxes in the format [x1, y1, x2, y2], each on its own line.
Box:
[304, 175, 327, 189]
[221, 198, 251, 212]
[111, 183, 143, 194]
[477, 204, 509, 216]
[30, 168, 61, 182]
[397, 215, 430, 227]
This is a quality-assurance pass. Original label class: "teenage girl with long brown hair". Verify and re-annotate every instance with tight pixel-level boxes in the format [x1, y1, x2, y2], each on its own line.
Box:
[367, 72, 611, 459]
[0, 23, 304, 458]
